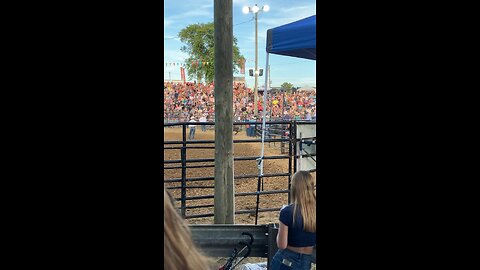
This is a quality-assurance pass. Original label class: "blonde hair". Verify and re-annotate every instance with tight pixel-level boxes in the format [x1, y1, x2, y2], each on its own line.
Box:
[164, 189, 212, 270]
[291, 171, 316, 232]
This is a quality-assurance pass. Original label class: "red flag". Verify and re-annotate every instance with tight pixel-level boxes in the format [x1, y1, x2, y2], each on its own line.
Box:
[180, 67, 186, 83]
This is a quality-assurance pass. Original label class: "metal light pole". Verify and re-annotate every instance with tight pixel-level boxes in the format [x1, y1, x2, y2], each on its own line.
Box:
[243, 4, 269, 118]
[254, 11, 258, 117]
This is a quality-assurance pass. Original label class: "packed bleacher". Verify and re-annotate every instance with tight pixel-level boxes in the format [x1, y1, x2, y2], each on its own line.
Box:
[164, 82, 316, 123]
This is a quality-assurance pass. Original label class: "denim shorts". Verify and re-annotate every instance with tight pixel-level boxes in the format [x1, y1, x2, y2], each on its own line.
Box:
[270, 248, 313, 270]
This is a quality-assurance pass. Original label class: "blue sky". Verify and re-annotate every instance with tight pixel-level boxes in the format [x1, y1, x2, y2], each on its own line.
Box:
[164, 0, 316, 88]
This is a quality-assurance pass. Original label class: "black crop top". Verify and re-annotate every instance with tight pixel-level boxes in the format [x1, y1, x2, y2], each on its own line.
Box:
[279, 204, 316, 247]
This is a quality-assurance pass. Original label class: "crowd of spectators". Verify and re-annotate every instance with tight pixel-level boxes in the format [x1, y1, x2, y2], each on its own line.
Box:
[164, 82, 316, 123]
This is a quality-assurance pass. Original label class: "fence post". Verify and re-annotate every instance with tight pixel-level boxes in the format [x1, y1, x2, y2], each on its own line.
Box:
[181, 124, 187, 217]
[292, 121, 297, 174]
[214, 0, 235, 224]
[288, 121, 294, 204]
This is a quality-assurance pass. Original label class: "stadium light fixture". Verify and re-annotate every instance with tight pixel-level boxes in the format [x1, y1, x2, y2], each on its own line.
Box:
[242, 3, 270, 117]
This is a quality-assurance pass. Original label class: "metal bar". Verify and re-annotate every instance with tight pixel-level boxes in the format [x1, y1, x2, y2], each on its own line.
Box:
[164, 176, 214, 183]
[293, 121, 297, 174]
[164, 173, 290, 183]
[299, 132, 302, 171]
[164, 146, 216, 149]
[164, 138, 288, 144]
[180, 145, 187, 218]
[174, 189, 289, 201]
[254, 175, 262, 225]
[164, 164, 216, 169]
[165, 185, 215, 189]
[185, 204, 215, 209]
[288, 122, 293, 204]
[235, 207, 281, 215]
[234, 172, 290, 180]
[186, 207, 281, 219]
[165, 121, 293, 126]
[234, 190, 288, 197]
[163, 155, 289, 164]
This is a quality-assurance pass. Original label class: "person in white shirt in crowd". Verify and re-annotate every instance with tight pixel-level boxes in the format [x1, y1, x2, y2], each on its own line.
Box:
[199, 114, 207, 132]
[188, 116, 197, 140]
[306, 110, 312, 121]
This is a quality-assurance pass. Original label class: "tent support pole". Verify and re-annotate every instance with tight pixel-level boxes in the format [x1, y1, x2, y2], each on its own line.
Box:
[254, 53, 270, 225]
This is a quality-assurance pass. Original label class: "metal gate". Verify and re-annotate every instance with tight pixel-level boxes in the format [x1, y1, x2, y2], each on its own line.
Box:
[163, 120, 296, 220]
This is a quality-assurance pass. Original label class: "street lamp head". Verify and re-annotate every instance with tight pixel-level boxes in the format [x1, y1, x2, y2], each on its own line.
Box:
[252, 5, 260, 13]
[263, 5, 270, 12]
[242, 6, 250, 14]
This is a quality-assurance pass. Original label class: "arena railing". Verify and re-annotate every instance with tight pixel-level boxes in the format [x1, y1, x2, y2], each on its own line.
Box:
[163, 121, 296, 220]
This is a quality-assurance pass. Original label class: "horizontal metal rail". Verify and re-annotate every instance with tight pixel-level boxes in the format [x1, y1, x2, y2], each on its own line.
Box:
[164, 155, 289, 164]
[185, 207, 281, 219]
[164, 138, 288, 144]
[174, 189, 289, 201]
[165, 121, 293, 127]
[185, 204, 214, 209]
[164, 146, 216, 149]
[164, 172, 290, 183]
[164, 164, 216, 169]
[166, 185, 215, 189]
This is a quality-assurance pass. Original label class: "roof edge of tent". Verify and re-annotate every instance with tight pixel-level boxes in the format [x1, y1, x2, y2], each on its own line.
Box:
[265, 15, 316, 60]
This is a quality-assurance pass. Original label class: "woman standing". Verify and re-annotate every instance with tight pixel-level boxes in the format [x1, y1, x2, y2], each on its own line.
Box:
[270, 171, 316, 270]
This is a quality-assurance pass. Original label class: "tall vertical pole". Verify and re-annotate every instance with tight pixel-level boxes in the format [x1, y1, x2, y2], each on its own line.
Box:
[254, 12, 258, 117]
[214, 0, 234, 224]
[268, 65, 271, 89]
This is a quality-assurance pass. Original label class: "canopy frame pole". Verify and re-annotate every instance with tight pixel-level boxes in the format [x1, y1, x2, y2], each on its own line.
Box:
[254, 52, 270, 225]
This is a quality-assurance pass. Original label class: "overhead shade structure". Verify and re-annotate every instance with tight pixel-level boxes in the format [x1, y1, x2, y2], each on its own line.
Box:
[266, 15, 316, 60]
[254, 15, 317, 224]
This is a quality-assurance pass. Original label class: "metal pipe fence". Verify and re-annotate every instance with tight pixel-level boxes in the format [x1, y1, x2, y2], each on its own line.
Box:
[163, 120, 316, 221]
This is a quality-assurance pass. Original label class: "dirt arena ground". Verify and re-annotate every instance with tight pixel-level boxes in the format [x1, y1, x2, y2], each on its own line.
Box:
[164, 126, 291, 225]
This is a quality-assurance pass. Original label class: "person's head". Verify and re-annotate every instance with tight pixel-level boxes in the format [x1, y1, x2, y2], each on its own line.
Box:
[290, 170, 316, 232]
[164, 189, 212, 270]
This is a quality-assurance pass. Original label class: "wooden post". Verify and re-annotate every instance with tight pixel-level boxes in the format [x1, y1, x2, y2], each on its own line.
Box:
[214, 0, 234, 224]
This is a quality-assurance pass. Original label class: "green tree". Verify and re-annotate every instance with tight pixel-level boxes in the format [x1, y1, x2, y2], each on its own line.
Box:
[178, 22, 245, 83]
[281, 82, 294, 93]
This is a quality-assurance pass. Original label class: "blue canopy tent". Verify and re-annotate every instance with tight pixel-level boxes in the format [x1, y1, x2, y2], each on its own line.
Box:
[258, 15, 316, 176]
[266, 15, 316, 60]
